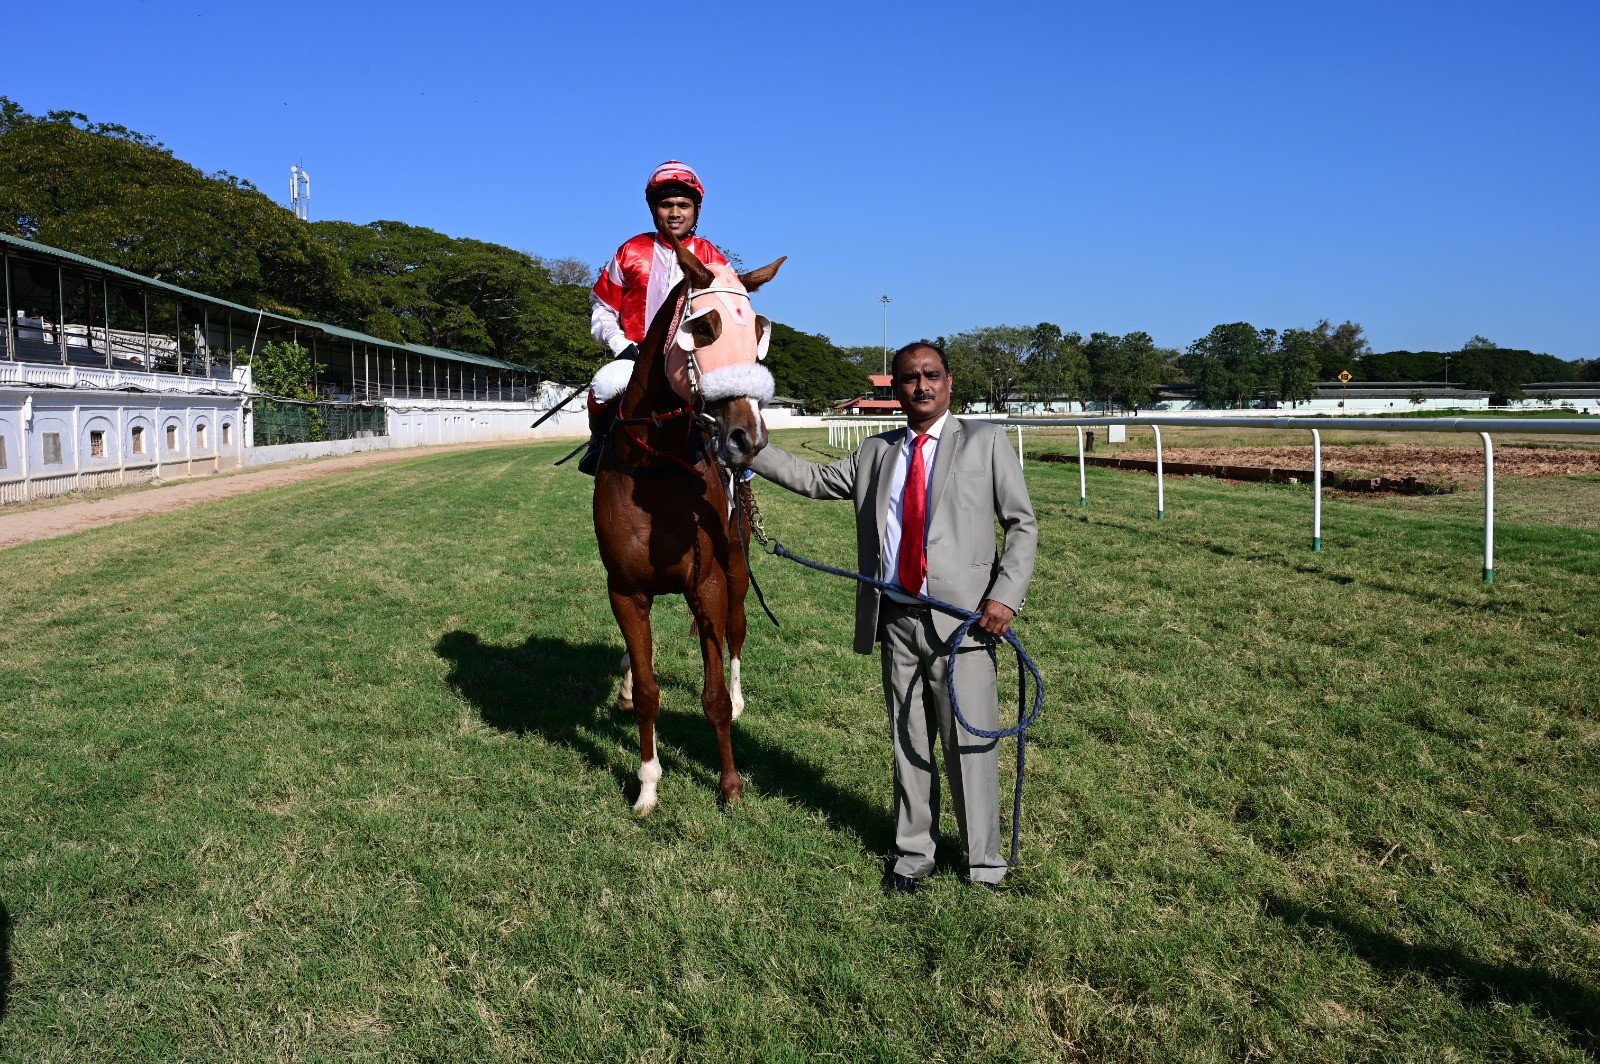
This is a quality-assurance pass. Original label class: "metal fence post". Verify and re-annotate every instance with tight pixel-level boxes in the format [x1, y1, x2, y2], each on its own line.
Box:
[1311, 428, 1323, 551]
[1076, 425, 1086, 507]
[1153, 424, 1165, 519]
[1481, 431, 1495, 583]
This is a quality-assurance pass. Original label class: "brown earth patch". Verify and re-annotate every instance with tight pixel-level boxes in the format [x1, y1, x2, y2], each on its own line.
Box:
[1116, 445, 1600, 481]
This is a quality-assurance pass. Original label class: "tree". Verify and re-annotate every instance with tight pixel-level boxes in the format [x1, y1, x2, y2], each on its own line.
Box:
[945, 326, 1031, 412]
[0, 97, 369, 325]
[762, 324, 870, 413]
[1182, 322, 1272, 408]
[1274, 329, 1323, 407]
[841, 345, 892, 375]
[248, 341, 323, 399]
[1021, 323, 1090, 410]
[313, 219, 595, 382]
[1116, 331, 1164, 412]
[531, 256, 598, 286]
[1408, 390, 1427, 407]
[1311, 319, 1371, 380]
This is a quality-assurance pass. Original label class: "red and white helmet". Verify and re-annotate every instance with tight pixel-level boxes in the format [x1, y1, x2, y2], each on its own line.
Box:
[645, 160, 705, 206]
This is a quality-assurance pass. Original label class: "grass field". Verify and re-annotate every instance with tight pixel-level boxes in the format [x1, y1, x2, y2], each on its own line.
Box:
[2, 429, 1597, 1061]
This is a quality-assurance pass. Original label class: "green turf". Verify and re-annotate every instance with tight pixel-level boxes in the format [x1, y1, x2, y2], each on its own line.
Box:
[1, 429, 1596, 1062]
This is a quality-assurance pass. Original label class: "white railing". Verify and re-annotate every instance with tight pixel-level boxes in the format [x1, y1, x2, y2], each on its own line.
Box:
[988, 415, 1600, 584]
[824, 417, 904, 449]
[823, 412, 1600, 584]
[0, 360, 247, 395]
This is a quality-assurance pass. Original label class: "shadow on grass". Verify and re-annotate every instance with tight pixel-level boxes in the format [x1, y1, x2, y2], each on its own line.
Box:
[1266, 895, 1599, 1053]
[1, 900, 11, 1021]
[435, 631, 891, 856]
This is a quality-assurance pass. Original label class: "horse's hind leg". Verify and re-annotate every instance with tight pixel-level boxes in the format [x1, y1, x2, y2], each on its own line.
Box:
[617, 650, 634, 713]
[609, 588, 662, 814]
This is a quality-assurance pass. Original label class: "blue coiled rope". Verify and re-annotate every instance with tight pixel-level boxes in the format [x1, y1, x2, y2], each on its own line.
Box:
[767, 541, 1044, 866]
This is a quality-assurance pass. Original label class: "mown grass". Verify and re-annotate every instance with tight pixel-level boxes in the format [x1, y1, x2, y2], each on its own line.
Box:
[1, 429, 1596, 1062]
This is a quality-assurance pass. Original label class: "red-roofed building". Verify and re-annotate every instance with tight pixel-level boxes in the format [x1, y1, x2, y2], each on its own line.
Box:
[834, 374, 902, 415]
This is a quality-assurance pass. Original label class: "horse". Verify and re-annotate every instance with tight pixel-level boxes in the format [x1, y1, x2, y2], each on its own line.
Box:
[592, 230, 785, 814]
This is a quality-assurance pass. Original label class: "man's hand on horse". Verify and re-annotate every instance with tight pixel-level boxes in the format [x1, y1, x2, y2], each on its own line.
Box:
[976, 599, 1015, 638]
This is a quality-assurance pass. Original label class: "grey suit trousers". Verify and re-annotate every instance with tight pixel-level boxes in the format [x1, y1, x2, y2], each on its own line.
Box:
[880, 601, 1005, 885]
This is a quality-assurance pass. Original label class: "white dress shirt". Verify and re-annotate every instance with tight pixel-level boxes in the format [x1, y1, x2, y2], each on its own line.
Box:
[881, 411, 950, 601]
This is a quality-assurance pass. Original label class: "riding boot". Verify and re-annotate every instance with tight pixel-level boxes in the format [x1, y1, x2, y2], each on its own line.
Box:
[578, 396, 616, 476]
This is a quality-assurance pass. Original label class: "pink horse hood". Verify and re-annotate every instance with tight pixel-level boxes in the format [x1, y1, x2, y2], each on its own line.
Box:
[666, 263, 775, 406]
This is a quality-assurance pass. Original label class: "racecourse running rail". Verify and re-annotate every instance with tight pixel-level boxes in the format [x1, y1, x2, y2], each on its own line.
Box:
[825, 415, 1600, 583]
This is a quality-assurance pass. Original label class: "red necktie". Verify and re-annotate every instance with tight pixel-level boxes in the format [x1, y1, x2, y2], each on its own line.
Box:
[897, 433, 933, 595]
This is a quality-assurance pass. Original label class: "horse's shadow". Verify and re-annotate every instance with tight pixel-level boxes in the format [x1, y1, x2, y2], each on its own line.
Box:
[435, 631, 891, 856]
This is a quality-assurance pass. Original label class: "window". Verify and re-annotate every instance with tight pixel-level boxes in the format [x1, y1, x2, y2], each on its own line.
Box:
[43, 432, 62, 465]
[90, 430, 105, 458]
[0, 436, 7, 469]
[131, 426, 145, 454]
[221, 422, 231, 446]
[166, 425, 177, 451]
[196, 423, 207, 450]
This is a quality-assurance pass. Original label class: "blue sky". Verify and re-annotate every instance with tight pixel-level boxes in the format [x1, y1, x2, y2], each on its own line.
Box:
[8, 1, 1597, 357]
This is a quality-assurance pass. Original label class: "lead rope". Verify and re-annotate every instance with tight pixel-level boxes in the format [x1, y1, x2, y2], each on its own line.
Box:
[765, 538, 1043, 867]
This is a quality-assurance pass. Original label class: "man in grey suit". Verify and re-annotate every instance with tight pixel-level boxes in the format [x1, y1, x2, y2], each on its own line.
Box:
[750, 342, 1038, 893]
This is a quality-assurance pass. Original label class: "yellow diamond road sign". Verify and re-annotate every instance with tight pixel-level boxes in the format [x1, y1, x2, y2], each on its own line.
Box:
[1338, 370, 1353, 383]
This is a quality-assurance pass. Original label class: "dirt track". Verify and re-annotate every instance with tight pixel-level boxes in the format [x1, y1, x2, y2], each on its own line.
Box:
[0, 442, 546, 552]
[1118, 444, 1600, 480]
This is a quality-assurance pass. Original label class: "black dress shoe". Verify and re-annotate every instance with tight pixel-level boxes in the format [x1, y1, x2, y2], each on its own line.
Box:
[882, 872, 920, 896]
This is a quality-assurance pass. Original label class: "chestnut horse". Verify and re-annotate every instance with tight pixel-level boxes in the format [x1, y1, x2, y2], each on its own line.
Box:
[593, 231, 784, 813]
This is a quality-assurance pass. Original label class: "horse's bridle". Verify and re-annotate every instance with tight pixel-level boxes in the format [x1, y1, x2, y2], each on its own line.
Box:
[678, 283, 755, 426]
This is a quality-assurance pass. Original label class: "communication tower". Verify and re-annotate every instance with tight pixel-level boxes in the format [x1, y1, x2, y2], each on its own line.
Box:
[289, 165, 311, 221]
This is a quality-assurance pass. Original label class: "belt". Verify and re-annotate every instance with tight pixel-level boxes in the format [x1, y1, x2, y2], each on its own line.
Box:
[883, 597, 932, 616]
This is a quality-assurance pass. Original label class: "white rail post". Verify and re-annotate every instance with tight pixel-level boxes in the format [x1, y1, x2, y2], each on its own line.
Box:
[1311, 428, 1323, 551]
[1016, 424, 1024, 470]
[1153, 424, 1166, 519]
[1481, 431, 1495, 584]
[1076, 425, 1087, 507]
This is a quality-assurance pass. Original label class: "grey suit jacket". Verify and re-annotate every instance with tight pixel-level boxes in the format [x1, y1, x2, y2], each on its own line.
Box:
[751, 417, 1038, 654]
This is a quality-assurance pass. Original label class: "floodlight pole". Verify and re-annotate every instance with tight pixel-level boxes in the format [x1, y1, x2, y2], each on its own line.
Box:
[1444, 355, 1451, 387]
[878, 295, 892, 376]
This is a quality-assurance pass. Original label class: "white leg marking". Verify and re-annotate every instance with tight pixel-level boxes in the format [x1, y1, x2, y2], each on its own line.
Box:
[633, 756, 662, 815]
[617, 651, 634, 712]
[729, 657, 744, 720]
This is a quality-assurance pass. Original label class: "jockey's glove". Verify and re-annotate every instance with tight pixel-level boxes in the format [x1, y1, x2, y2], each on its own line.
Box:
[618, 343, 640, 360]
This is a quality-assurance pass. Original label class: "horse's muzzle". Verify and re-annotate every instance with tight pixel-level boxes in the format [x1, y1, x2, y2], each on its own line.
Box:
[709, 398, 768, 470]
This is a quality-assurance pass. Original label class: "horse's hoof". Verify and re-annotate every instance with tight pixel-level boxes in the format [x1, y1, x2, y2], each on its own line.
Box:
[632, 794, 657, 816]
[616, 694, 634, 713]
[719, 779, 745, 806]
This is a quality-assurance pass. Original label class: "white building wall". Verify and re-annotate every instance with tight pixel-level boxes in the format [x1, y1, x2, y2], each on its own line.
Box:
[0, 387, 246, 505]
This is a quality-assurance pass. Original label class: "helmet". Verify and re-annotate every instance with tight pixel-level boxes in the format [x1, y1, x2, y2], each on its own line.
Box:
[645, 160, 705, 206]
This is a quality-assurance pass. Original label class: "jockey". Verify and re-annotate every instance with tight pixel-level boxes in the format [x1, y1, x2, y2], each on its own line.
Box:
[579, 159, 729, 474]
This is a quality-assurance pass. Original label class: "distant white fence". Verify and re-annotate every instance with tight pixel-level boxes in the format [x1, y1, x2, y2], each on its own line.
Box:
[822, 413, 1600, 584]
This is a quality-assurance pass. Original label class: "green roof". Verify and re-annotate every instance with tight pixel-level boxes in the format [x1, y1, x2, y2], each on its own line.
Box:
[0, 232, 533, 374]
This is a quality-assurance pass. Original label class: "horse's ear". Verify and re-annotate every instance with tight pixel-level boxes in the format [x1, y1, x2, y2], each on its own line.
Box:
[660, 225, 714, 288]
[739, 256, 786, 294]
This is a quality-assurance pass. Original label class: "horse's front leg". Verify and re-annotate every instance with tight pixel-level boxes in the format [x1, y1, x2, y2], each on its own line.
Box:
[609, 587, 662, 814]
[725, 564, 749, 722]
[690, 582, 744, 804]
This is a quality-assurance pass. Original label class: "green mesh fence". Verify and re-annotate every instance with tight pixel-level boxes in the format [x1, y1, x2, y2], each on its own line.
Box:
[253, 399, 387, 446]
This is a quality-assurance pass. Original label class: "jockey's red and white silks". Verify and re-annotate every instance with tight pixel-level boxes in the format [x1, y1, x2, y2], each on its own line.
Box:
[665, 262, 775, 407]
[590, 233, 728, 355]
